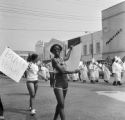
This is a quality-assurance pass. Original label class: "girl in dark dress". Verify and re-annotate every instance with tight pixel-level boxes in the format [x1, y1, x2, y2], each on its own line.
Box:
[50, 44, 79, 120]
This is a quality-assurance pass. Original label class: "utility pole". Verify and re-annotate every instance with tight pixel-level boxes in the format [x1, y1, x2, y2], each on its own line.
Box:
[91, 33, 94, 59]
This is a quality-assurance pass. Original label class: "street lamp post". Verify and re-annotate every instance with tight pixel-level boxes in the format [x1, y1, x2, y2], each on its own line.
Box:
[91, 33, 94, 59]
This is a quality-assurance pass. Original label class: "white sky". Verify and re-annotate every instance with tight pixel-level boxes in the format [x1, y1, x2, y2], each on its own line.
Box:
[0, 0, 124, 51]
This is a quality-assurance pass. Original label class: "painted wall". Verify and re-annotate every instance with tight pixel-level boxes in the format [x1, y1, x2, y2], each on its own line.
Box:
[102, 1, 125, 59]
[81, 31, 103, 62]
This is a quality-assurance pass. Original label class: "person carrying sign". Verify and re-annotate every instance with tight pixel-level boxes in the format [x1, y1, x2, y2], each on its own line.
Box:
[26, 53, 40, 115]
[50, 44, 79, 120]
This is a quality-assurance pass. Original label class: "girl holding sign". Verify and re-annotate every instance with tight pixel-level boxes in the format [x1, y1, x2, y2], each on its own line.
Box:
[50, 44, 79, 120]
[26, 54, 39, 115]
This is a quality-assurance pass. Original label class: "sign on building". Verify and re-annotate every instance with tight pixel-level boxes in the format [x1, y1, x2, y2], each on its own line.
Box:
[102, 2, 125, 59]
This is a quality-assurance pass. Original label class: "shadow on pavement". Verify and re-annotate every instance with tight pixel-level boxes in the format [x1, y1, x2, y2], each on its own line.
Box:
[5, 107, 28, 115]
[5, 93, 29, 96]
[5, 107, 38, 120]
[25, 114, 37, 120]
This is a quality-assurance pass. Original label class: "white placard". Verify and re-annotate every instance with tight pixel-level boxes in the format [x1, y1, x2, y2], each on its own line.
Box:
[0, 48, 29, 82]
[66, 43, 82, 71]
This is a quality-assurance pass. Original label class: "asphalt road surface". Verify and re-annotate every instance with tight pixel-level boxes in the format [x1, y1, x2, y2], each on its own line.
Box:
[0, 76, 125, 120]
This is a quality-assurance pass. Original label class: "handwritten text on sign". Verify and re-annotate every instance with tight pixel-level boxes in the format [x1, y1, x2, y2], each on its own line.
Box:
[0, 48, 29, 82]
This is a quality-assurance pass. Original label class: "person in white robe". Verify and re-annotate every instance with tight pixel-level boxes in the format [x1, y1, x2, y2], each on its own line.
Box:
[88, 59, 96, 83]
[112, 56, 123, 86]
[122, 61, 125, 83]
[94, 62, 100, 82]
[102, 63, 111, 83]
[39, 64, 50, 81]
[79, 61, 88, 83]
[72, 73, 79, 82]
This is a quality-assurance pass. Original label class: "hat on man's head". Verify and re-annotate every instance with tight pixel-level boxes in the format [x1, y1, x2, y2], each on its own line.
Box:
[50, 44, 62, 53]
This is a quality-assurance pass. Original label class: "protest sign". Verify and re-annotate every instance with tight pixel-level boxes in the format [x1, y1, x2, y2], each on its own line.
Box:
[0, 48, 29, 82]
[66, 43, 82, 71]
[68, 37, 81, 48]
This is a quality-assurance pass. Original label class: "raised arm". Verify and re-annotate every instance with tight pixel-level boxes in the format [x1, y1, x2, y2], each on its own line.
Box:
[64, 45, 73, 61]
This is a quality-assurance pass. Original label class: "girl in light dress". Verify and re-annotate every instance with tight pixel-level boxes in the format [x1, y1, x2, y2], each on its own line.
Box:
[26, 54, 40, 115]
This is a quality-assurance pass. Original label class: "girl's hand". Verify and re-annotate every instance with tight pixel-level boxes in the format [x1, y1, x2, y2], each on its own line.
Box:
[69, 45, 74, 50]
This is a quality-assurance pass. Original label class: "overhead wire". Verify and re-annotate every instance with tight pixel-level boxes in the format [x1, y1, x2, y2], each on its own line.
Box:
[0, 2, 100, 33]
[0, 4, 101, 21]
[0, 27, 86, 33]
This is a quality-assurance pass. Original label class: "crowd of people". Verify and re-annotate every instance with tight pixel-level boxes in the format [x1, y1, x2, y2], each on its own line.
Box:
[0, 43, 79, 120]
[76, 56, 125, 86]
[22, 51, 125, 120]
[0, 43, 125, 120]
[39, 56, 125, 87]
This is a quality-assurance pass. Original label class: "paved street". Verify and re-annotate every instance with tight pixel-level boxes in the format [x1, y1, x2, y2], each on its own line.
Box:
[1, 76, 125, 120]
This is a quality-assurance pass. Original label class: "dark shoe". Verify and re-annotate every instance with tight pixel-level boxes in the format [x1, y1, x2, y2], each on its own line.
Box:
[90, 80, 95, 84]
[83, 80, 86, 83]
[117, 81, 122, 85]
[104, 80, 109, 83]
[113, 81, 116, 86]
[95, 80, 99, 82]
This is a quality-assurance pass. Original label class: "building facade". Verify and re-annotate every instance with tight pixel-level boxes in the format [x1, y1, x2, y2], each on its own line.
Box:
[102, 1, 125, 59]
[35, 40, 44, 60]
[81, 31, 103, 62]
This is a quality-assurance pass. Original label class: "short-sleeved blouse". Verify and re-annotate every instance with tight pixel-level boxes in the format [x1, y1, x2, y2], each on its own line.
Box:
[26, 62, 39, 81]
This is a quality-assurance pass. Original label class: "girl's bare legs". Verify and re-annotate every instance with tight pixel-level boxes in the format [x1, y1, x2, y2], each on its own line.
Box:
[26, 82, 37, 110]
[53, 88, 67, 120]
